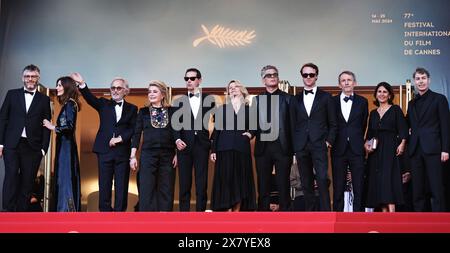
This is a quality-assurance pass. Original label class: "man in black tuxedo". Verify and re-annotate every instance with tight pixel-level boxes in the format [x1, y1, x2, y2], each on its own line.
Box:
[253, 65, 293, 211]
[407, 67, 449, 212]
[72, 73, 137, 211]
[172, 68, 215, 211]
[331, 71, 368, 212]
[0, 64, 51, 211]
[290, 62, 337, 211]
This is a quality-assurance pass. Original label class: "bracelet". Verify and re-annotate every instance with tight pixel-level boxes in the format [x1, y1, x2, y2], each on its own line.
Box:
[129, 156, 136, 160]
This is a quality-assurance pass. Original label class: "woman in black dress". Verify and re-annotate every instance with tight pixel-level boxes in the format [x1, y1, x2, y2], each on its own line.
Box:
[364, 82, 407, 212]
[43, 76, 81, 211]
[210, 80, 256, 211]
[130, 80, 177, 211]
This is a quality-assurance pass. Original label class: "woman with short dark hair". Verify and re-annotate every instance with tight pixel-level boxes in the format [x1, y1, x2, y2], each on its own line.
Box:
[364, 82, 407, 212]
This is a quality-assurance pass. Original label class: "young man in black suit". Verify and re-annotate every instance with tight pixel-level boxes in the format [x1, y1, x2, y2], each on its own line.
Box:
[407, 67, 449, 212]
[290, 62, 337, 211]
[253, 65, 293, 211]
[172, 68, 215, 211]
[331, 71, 368, 212]
[0, 64, 51, 211]
[72, 73, 137, 212]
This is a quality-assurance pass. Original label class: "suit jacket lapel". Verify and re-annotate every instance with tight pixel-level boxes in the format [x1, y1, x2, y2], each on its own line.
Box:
[178, 96, 195, 125]
[336, 95, 345, 122]
[310, 89, 321, 115]
[411, 98, 419, 122]
[298, 93, 308, 116]
[417, 91, 433, 121]
[347, 95, 360, 123]
[19, 90, 27, 114]
[109, 100, 118, 123]
[257, 95, 267, 124]
[27, 92, 41, 114]
[197, 94, 204, 117]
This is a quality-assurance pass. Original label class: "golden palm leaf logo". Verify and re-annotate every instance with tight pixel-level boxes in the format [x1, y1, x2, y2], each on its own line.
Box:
[193, 25, 256, 48]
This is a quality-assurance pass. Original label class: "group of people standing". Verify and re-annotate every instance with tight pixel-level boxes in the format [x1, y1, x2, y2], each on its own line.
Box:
[0, 64, 448, 213]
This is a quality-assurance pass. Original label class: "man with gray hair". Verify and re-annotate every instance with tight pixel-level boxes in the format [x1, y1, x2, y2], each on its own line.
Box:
[252, 65, 293, 211]
[0, 64, 51, 211]
[331, 71, 368, 212]
[73, 73, 137, 211]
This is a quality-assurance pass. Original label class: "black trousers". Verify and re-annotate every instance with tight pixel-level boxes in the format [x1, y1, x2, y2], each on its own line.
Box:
[2, 138, 43, 211]
[296, 141, 331, 211]
[410, 145, 446, 212]
[97, 152, 130, 211]
[139, 148, 175, 211]
[177, 144, 210, 211]
[255, 141, 292, 211]
[331, 146, 365, 212]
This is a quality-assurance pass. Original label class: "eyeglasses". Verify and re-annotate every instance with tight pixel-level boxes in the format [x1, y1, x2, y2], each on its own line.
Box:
[110, 86, 124, 91]
[263, 73, 279, 79]
[184, 76, 198, 82]
[23, 75, 39, 79]
[301, 73, 317, 78]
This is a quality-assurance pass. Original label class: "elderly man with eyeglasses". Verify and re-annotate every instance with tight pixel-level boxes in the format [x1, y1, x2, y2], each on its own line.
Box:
[73, 72, 137, 212]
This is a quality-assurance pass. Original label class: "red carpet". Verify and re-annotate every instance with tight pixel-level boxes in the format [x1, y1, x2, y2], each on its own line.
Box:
[1, 212, 450, 233]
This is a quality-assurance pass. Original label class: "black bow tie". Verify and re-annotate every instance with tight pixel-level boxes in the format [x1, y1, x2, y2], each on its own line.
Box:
[189, 93, 200, 98]
[112, 101, 123, 107]
[304, 89, 314, 95]
[24, 90, 35, 96]
[343, 95, 354, 103]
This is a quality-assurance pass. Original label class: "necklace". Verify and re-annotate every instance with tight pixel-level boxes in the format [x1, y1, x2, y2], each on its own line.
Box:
[149, 106, 169, 128]
[378, 105, 390, 112]
[377, 105, 391, 119]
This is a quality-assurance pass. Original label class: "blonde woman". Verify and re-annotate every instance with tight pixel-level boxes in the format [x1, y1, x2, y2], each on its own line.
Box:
[210, 80, 256, 211]
[130, 80, 177, 211]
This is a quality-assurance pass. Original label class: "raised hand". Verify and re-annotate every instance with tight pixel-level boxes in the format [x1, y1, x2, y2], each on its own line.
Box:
[70, 72, 85, 85]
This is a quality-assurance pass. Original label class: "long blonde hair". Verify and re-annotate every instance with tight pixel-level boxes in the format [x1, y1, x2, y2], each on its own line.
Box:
[144, 80, 171, 108]
[226, 80, 249, 105]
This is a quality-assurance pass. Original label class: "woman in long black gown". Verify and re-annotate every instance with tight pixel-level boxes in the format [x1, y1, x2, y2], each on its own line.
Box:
[43, 76, 81, 211]
[364, 82, 407, 212]
[210, 80, 256, 211]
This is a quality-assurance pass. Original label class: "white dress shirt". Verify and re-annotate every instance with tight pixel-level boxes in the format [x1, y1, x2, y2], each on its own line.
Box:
[188, 92, 201, 119]
[115, 100, 124, 122]
[22, 88, 37, 138]
[303, 86, 317, 117]
[340, 92, 353, 122]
